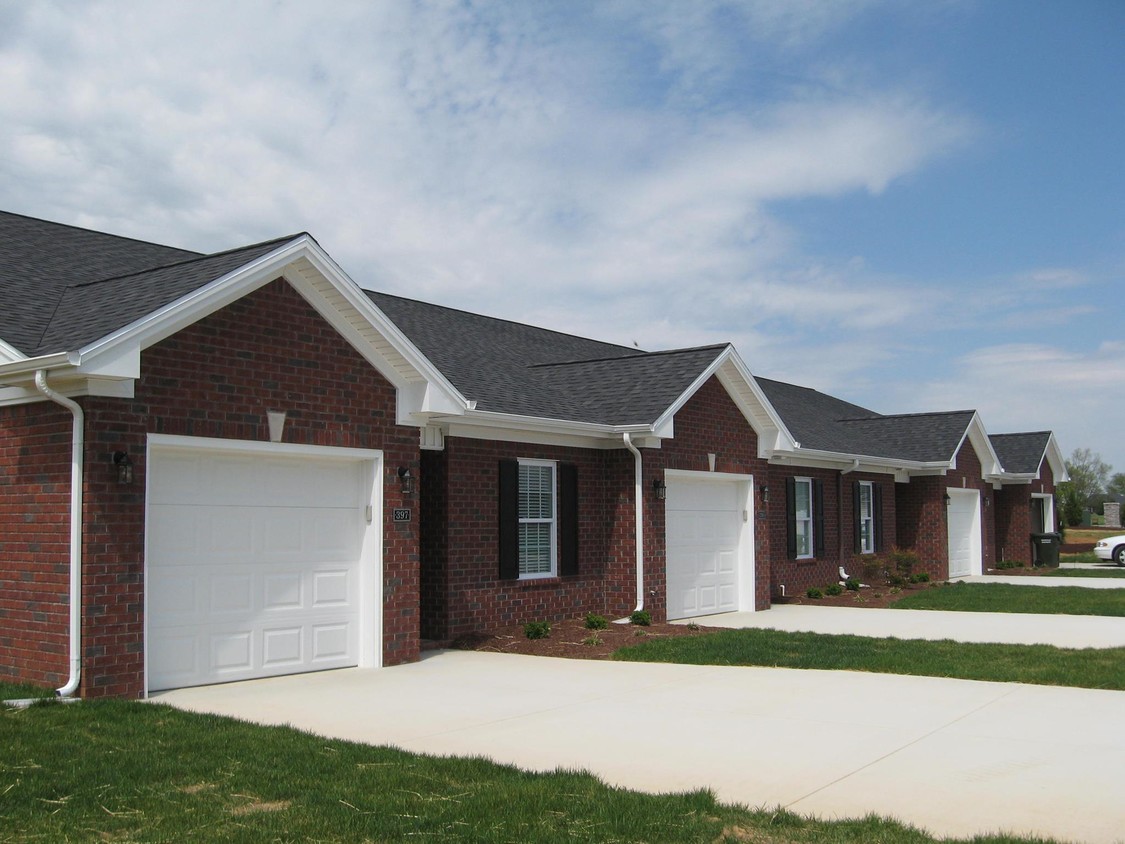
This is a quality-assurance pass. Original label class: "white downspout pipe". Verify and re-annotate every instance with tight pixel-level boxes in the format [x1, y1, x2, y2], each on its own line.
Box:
[841, 458, 860, 475]
[622, 433, 645, 615]
[34, 371, 83, 698]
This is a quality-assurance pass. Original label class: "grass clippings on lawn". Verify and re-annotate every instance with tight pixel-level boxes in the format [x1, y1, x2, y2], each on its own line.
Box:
[0, 691, 1060, 844]
[613, 627, 1125, 690]
[891, 581, 1125, 616]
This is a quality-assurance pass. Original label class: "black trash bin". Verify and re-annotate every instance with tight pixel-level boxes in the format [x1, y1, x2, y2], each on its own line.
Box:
[1030, 532, 1061, 568]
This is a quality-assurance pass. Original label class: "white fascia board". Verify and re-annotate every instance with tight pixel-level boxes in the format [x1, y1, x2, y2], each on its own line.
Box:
[291, 241, 467, 414]
[965, 412, 1002, 478]
[649, 346, 795, 459]
[0, 338, 28, 364]
[436, 409, 664, 449]
[0, 351, 79, 385]
[767, 447, 949, 476]
[1043, 433, 1069, 483]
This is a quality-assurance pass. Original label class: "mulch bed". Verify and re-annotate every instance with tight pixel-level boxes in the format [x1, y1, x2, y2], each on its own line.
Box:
[445, 566, 1064, 662]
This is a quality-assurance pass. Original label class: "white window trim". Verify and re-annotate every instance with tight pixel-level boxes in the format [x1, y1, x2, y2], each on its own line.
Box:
[795, 476, 813, 559]
[518, 458, 557, 579]
[858, 480, 875, 555]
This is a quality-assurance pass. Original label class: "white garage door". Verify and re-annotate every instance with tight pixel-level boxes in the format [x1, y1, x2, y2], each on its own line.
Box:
[146, 440, 377, 691]
[665, 477, 750, 620]
[946, 488, 982, 579]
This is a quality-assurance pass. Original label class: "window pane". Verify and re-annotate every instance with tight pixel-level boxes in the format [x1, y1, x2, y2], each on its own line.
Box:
[795, 481, 810, 519]
[519, 464, 554, 519]
[519, 523, 552, 574]
[859, 484, 872, 519]
[796, 522, 811, 557]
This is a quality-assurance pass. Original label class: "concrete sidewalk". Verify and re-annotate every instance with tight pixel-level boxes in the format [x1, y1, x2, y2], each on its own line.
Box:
[969, 573, 1125, 589]
[677, 603, 1125, 648]
[153, 652, 1125, 844]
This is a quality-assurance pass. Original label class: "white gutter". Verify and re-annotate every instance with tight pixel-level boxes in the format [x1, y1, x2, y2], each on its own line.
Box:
[840, 458, 860, 475]
[621, 433, 645, 616]
[34, 371, 83, 698]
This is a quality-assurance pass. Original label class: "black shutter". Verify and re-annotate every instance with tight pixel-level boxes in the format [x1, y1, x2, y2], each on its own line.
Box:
[785, 476, 797, 559]
[853, 480, 862, 555]
[813, 478, 825, 558]
[498, 459, 519, 580]
[873, 483, 884, 552]
[558, 463, 578, 576]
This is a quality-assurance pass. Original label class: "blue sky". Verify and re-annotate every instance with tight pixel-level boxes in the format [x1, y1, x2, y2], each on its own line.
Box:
[1, 1, 1122, 473]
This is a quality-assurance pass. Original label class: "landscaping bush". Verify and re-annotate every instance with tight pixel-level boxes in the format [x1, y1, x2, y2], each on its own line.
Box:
[629, 610, 652, 626]
[889, 547, 919, 577]
[845, 577, 860, 592]
[584, 613, 608, 630]
[825, 583, 843, 596]
[806, 587, 823, 599]
[523, 621, 551, 640]
[908, 572, 930, 584]
[861, 557, 885, 583]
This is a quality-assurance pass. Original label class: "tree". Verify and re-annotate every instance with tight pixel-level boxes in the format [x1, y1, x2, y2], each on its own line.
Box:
[1108, 472, 1125, 498]
[1056, 482, 1085, 527]
[1063, 448, 1112, 508]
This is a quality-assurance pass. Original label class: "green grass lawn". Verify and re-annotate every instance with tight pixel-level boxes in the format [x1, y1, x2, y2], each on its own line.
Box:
[891, 582, 1125, 616]
[1046, 567, 1125, 579]
[614, 628, 1125, 690]
[0, 689, 1058, 844]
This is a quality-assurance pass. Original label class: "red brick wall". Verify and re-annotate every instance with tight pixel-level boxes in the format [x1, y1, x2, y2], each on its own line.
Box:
[427, 436, 629, 639]
[994, 461, 1057, 565]
[0, 278, 420, 697]
[767, 469, 897, 598]
[0, 402, 74, 689]
[895, 440, 997, 579]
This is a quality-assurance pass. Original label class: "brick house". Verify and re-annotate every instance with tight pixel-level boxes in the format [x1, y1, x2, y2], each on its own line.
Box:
[0, 211, 1065, 698]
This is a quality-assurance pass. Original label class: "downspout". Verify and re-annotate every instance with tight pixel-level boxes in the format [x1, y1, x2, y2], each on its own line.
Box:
[34, 371, 83, 698]
[622, 433, 645, 615]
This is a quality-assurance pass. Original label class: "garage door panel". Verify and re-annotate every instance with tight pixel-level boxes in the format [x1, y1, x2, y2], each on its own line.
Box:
[148, 444, 373, 691]
[665, 479, 749, 621]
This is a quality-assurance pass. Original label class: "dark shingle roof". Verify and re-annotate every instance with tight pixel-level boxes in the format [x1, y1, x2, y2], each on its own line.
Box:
[0, 210, 200, 354]
[990, 432, 1050, 474]
[368, 291, 726, 425]
[756, 376, 975, 463]
[0, 210, 298, 355]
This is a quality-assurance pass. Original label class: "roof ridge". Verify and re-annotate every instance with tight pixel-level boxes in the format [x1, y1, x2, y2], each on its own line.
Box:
[366, 290, 640, 354]
[850, 409, 975, 421]
[526, 343, 728, 369]
[990, 430, 1052, 438]
[69, 233, 304, 289]
[0, 209, 203, 257]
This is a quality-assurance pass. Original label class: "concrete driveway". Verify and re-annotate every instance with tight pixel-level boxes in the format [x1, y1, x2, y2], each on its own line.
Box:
[154, 650, 1125, 843]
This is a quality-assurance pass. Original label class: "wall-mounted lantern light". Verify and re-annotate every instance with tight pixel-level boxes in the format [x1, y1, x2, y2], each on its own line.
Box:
[760, 484, 770, 504]
[398, 466, 415, 496]
[652, 478, 667, 501]
[113, 451, 134, 485]
[943, 492, 952, 507]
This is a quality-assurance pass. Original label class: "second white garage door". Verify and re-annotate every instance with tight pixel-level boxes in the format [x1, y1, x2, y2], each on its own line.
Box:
[665, 476, 752, 620]
[146, 437, 379, 692]
[946, 488, 982, 579]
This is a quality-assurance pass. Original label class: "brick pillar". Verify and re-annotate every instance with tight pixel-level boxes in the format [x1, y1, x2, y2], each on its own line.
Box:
[1106, 502, 1121, 529]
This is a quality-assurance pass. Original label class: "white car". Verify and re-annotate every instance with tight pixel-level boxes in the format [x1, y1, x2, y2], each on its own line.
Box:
[1093, 534, 1125, 565]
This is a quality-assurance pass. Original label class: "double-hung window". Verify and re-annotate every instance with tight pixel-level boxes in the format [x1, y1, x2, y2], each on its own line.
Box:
[786, 476, 824, 560]
[794, 477, 813, 558]
[517, 460, 556, 578]
[857, 481, 875, 554]
[498, 458, 578, 580]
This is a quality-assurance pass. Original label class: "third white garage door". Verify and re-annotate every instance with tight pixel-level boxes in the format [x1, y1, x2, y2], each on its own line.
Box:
[665, 475, 753, 620]
[146, 437, 380, 692]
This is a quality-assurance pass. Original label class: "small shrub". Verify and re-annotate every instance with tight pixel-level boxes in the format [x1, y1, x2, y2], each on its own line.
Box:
[845, 577, 860, 592]
[584, 613, 608, 630]
[582, 634, 603, 647]
[861, 558, 885, 583]
[888, 574, 906, 587]
[889, 586, 901, 594]
[825, 583, 843, 596]
[806, 587, 823, 599]
[686, 621, 700, 632]
[629, 609, 652, 626]
[523, 621, 550, 640]
[633, 630, 648, 637]
[889, 547, 919, 577]
[908, 572, 930, 584]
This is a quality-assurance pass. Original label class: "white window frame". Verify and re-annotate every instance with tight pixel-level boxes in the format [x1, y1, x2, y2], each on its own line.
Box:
[518, 459, 557, 579]
[795, 477, 814, 559]
[858, 480, 875, 555]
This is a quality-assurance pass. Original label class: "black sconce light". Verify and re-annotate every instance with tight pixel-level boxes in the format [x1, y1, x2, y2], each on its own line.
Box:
[398, 466, 415, 496]
[943, 492, 952, 507]
[652, 478, 667, 501]
[112, 451, 134, 485]
[760, 484, 770, 504]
